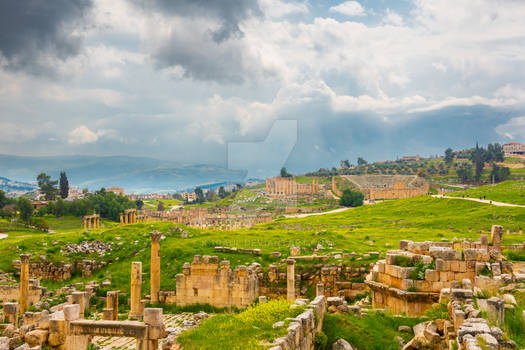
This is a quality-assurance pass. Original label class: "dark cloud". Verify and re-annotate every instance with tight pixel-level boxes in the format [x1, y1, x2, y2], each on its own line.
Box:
[0, 0, 93, 75]
[129, 0, 262, 83]
[130, 0, 261, 42]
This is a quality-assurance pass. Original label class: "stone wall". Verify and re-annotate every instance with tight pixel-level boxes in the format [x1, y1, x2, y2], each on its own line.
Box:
[366, 230, 513, 316]
[13, 259, 106, 281]
[267, 296, 326, 350]
[166, 255, 259, 308]
[266, 176, 320, 197]
[0, 284, 44, 305]
[342, 175, 429, 200]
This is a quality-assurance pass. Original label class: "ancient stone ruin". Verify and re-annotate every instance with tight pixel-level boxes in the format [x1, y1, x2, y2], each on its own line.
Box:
[266, 176, 320, 197]
[366, 225, 515, 316]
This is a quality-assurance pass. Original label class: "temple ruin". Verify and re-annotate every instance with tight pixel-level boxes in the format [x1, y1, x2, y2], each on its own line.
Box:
[265, 176, 320, 197]
[82, 214, 100, 230]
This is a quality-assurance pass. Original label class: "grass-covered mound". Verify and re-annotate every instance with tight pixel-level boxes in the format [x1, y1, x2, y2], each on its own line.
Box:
[321, 311, 424, 350]
[448, 180, 525, 205]
[177, 299, 304, 350]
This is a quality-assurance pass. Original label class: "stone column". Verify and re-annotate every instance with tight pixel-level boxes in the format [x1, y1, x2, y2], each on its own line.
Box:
[103, 291, 119, 320]
[120, 214, 124, 226]
[125, 212, 129, 224]
[491, 225, 504, 252]
[83, 218, 87, 231]
[72, 291, 86, 319]
[64, 304, 90, 350]
[19, 253, 30, 314]
[150, 231, 162, 304]
[316, 283, 325, 297]
[141, 308, 164, 350]
[287, 258, 295, 302]
[129, 261, 143, 319]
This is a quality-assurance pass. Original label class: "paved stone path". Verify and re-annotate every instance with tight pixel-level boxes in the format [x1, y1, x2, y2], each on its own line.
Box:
[432, 195, 525, 207]
[93, 313, 195, 350]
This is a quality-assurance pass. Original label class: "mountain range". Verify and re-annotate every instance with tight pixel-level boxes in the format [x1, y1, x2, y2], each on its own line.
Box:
[0, 155, 248, 193]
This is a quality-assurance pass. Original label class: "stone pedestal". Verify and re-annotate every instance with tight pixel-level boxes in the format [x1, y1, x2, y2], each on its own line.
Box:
[316, 283, 325, 297]
[2, 302, 19, 325]
[491, 225, 504, 252]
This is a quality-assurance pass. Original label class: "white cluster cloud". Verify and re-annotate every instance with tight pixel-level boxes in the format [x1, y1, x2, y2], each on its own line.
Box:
[329, 1, 366, 17]
[1, 0, 525, 162]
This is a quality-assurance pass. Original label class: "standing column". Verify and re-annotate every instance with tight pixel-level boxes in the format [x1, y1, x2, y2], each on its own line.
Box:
[129, 261, 143, 319]
[120, 214, 124, 226]
[316, 283, 325, 298]
[491, 225, 504, 252]
[287, 258, 295, 302]
[83, 218, 87, 231]
[150, 231, 162, 304]
[133, 210, 137, 224]
[19, 254, 30, 314]
[125, 212, 129, 224]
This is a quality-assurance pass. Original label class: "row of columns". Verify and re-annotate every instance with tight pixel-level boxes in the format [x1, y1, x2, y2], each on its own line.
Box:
[120, 209, 138, 226]
[83, 214, 100, 231]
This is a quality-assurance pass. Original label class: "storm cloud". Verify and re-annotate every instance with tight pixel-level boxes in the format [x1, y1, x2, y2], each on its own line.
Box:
[0, 0, 93, 75]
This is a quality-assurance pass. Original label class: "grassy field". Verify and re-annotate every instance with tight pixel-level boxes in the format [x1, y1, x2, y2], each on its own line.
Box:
[177, 299, 304, 350]
[143, 199, 182, 211]
[448, 180, 525, 205]
[1, 195, 524, 295]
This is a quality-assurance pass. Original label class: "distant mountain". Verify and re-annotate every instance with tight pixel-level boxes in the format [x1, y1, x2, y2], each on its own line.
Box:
[0, 155, 246, 193]
[0, 176, 37, 194]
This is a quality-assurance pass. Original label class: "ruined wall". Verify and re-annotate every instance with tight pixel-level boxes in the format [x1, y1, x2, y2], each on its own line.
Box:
[266, 176, 320, 197]
[168, 255, 259, 308]
[365, 181, 429, 200]
[13, 260, 106, 281]
[0, 285, 44, 305]
[268, 296, 326, 350]
[366, 231, 512, 316]
[342, 175, 429, 200]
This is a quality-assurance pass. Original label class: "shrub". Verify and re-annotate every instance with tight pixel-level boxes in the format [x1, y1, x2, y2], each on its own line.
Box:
[340, 189, 364, 207]
[424, 303, 449, 320]
[504, 250, 525, 262]
[314, 331, 328, 349]
[479, 266, 493, 277]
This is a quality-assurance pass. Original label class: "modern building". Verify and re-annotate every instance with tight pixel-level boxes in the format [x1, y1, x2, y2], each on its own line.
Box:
[503, 142, 525, 158]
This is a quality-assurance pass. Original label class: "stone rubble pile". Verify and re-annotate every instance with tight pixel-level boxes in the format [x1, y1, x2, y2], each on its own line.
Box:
[61, 240, 112, 256]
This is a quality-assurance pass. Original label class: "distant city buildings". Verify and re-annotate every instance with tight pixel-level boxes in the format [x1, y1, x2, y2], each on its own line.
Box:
[399, 155, 422, 162]
[127, 193, 172, 200]
[503, 142, 525, 158]
[107, 187, 126, 196]
[182, 192, 196, 202]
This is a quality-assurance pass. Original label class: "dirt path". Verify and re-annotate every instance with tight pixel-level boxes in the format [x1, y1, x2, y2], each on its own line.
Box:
[284, 207, 352, 218]
[432, 195, 525, 207]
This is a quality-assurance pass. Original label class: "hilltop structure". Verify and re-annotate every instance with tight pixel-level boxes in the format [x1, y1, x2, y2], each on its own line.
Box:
[341, 175, 429, 200]
[503, 142, 525, 158]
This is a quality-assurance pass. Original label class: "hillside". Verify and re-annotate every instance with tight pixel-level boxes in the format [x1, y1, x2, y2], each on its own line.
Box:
[1, 196, 523, 292]
[0, 154, 246, 192]
[447, 180, 525, 205]
[0, 176, 37, 194]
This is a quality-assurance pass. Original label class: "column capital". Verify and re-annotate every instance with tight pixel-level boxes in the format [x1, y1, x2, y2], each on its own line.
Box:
[286, 258, 295, 265]
[20, 254, 31, 263]
[149, 230, 163, 242]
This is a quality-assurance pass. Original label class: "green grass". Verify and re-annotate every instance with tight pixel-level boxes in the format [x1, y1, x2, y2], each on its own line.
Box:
[504, 250, 525, 261]
[448, 181, 525, 205]
[177, 299, 304, 350]
[1, 196, 524, 296]
[504, 290, 525, 348]
[322, 311, 424, 350]
[143, 199, 182, 210]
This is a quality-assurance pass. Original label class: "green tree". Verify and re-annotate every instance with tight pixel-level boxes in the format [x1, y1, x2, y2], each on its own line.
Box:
[37, 173, 58, 200]
[456, 165, 472, 183]
[280, 167, 291, 177]
[470, 143, 485, 182]
[135, 200, 144, 210]
[59, 171, 69, 199]
[218, 186, 227, 199]
[339, 189, 364, 207]
[17, 197, 33, 222]
[444, 148, 454, 165]
[490, 165, 510, 183]
[157, 201, 165, 211]
[0, 190, 10, 208]
[357, 157, 367, 166]
[194, 187, 205, 203]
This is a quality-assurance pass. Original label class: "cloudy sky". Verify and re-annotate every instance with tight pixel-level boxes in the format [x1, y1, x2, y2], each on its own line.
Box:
[1, 0, 525, 175]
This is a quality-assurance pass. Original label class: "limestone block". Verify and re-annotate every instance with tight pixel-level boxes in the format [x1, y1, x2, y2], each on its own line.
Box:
[491, 263, 501, 276]
[435, 259, 445, 272]
[24, 329, 48, 347]
[425, 269, 439, 282]
[143, 308, 163, 326]
[63, 304, 80, 321]
[399, 240, 412, 250]
[333, 338, 354, 349]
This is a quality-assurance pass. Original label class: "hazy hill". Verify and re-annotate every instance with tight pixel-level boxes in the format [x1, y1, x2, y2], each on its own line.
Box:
[0, 155, 246, 193]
